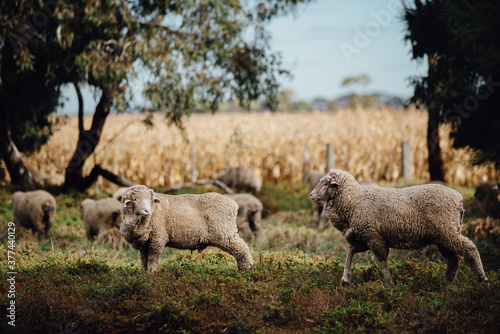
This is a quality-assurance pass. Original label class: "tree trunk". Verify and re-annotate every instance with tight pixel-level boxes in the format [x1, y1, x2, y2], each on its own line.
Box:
[0, 60, 34, 187]
[64, 84, 135, 191]
[426, 53, 446, 182]
[427, 109, 445, 181]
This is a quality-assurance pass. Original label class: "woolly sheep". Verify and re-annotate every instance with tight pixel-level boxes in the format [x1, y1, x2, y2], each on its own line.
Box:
[113, 187, 129, 202]
[225, 193, 263, 242]
[310, 169, 488, 285]
[32, 170, 65, 186]
[119, 185, 254, 272]
[81, 198, 123, 240]
[305, 170, 326, 229]
[217, 167, 262, 195]
[11, 190, 56, 237]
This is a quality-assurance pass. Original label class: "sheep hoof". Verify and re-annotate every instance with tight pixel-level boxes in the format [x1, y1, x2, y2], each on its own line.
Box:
[341, 280, 350, 286]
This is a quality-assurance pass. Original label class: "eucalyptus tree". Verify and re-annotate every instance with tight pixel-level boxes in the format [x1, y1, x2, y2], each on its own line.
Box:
[1, 0, 313, 190]
[404, 0, 500, 174]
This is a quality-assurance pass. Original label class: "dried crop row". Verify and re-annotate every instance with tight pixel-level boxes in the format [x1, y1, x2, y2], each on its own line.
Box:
[24, 108, 497, 188]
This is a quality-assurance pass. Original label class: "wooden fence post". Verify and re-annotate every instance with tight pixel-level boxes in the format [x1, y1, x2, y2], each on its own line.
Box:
[401, 141, 413, 179]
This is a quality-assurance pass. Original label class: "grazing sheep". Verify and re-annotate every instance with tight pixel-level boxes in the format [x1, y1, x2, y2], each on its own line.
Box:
[81, 198, 123, 240]
[32, 170, 65, 186]
[11, 190, 56, 237]
[225, 193, 263, 242]
[113, 187, 129, 202]
[310, 169, 488, 285]
[120, 185, 254, 272]
[305, 170, 326, 229]
[217, 167, 262, 195]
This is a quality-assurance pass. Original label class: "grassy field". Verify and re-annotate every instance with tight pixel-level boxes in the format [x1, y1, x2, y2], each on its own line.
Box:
[1, 109, 499, 333]
[0, 181, 499, 333]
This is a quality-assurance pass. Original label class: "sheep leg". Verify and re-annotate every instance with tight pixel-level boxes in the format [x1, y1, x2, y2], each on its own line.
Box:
[341, 245, 357, 284]
[144, 239, 166, 273]
[43, 223, 51, 238]
[217, 236, 254, 271]
[368, 238, 392, 283]
[139, 248, 149, 272]
[379, 259, 392, 283]
[438, 246, 462, 284]
[313, 203, 324, 229]
[33, 213, 45, 238]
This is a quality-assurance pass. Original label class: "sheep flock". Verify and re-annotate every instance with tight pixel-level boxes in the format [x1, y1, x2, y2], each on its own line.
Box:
[7, 167, 493, 286]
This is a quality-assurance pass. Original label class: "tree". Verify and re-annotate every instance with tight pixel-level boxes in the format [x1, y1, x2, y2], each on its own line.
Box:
[404, 0, 500, 172]
[0, 2, 62, 187]
[1, 0, 313, 190]
[341, 73, 371, 88]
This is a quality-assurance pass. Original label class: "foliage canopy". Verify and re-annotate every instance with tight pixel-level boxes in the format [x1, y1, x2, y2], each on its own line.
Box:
[404, 0, 500, 167]
[0, 0, 313, 151]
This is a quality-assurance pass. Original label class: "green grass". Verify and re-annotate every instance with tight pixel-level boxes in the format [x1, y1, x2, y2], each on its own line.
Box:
[0, 183, 499, 333]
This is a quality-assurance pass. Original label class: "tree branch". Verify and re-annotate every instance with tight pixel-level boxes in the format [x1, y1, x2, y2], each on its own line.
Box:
[79, 164, 136, 190]
[164, 179, 234, 194]
[74, 81, 84, 133]
[93, 165, 136, 187]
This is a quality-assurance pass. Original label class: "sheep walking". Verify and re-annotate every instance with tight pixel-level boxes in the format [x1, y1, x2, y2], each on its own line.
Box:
[81, 198, 123, 240]
[310, 169, 488, 285]
[225, 193, 263, 242]
[120, 185, 254, 272]
[217, 167, 262, 195]
[10, 190, 57, 238]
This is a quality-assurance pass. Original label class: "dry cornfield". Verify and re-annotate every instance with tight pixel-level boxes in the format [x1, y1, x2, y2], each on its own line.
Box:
[23, 107, 498, 189]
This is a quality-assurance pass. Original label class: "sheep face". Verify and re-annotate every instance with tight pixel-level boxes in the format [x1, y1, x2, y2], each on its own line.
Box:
[310, 172, 339, 202]
[120, 185, 160, 237]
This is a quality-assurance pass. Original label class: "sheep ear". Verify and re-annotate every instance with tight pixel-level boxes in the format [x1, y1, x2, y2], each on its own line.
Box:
[123, 199, 131, 205]
[154, 197, 161, 203]
[329, 175, 339, 187]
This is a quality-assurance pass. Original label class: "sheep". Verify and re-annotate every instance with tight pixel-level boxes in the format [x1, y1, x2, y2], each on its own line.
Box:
[225, 193, 263, 242]
[31, 170, 65, 186]
[217, 167, 262, 195]
[310, 169, 488, 285]
[112, 187, 129, 202]
[81, 198, 123, 240]
[119, 185, 254, 272]
[305, 170, 326, 229]
[10, 190, 57, 237]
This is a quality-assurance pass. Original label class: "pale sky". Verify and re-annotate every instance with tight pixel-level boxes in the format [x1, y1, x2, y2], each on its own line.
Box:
[58, 0, 426, 114]
[267, 0, 427, 101]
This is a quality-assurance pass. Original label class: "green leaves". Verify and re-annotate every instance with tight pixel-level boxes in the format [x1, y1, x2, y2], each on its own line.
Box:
[403, 0, 500, 167]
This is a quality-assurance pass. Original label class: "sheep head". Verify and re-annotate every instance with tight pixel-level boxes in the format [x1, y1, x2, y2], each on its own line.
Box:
[310, 169, 358, 202]
[310, 172, 338, 202]
[120, 185, 161, 238]
[80, 199, 94, 211]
